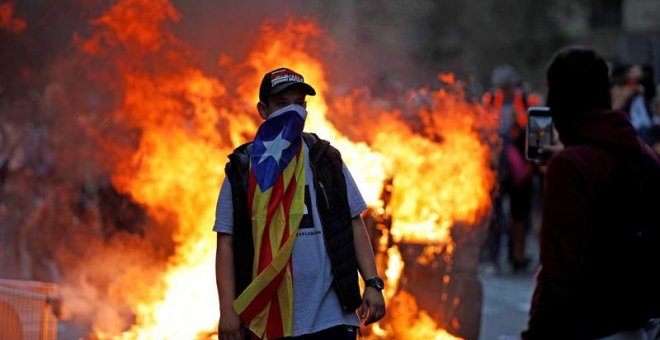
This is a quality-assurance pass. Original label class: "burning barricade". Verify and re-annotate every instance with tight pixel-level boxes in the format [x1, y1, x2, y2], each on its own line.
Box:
[0, 1, 499, 339]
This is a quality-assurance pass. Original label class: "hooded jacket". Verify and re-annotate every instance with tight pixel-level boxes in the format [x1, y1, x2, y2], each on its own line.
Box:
[523, 110, 660, 339]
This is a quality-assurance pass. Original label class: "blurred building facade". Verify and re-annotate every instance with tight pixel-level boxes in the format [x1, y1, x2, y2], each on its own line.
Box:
[562, 0, 660, 83]
[306, 0, 660, 92]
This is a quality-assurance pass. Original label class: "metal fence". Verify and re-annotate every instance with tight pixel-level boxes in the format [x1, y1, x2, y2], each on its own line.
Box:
[0, 279, 58, 340]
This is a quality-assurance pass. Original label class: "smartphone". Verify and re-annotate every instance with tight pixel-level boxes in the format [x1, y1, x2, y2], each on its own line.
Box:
[525, 106, 554, 161]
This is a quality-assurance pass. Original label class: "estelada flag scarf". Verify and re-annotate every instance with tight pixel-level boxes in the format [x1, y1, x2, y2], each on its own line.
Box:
[233, 105, 307, 339]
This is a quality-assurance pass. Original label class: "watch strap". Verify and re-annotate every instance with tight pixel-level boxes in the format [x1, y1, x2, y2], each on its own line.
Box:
[365, 276, 384, 290]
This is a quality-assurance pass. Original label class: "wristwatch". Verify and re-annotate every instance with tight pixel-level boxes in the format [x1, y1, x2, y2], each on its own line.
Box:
[365, 276, 385, 291]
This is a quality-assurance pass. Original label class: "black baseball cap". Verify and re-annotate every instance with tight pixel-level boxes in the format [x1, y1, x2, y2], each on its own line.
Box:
[259, 67, 316, 103]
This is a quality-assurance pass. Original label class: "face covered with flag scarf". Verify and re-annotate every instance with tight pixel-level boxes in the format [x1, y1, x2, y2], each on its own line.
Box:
[252, 84, 309, 188]
[250, 103, 307, 189]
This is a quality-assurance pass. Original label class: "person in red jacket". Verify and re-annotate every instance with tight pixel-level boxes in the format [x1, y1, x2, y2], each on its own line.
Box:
[522, 47, 660, 339]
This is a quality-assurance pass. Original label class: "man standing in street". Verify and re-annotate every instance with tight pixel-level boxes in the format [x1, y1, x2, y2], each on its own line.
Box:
[523, 47, 660, 339]
[214, 68, 385, 340]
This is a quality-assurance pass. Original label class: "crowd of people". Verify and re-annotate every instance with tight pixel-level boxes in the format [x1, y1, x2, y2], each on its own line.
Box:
[479, 58, 660, 279]
[471, 48, 660, 339]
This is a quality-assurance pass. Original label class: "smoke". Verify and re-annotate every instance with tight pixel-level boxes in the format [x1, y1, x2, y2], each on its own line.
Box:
[170, 0, 448, 91]
[57, 234, 169, 334]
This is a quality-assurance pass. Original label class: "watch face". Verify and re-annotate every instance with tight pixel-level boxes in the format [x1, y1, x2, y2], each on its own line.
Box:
[375, 278, 384, 290]
[368, 277, 384, 290]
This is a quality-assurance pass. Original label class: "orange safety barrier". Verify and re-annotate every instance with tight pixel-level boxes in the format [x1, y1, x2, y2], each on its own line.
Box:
[0, 279, 58, 340]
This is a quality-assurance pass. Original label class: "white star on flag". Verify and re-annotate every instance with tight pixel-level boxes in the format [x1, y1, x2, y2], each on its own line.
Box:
[258, 130, 291, 165]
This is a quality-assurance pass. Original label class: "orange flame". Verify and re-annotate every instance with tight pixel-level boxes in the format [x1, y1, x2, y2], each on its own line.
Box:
[79, 0, 233, 337]
[374, 114, 493, 244]
[386, 291, 463, 340]
[69, 0, 495, 339]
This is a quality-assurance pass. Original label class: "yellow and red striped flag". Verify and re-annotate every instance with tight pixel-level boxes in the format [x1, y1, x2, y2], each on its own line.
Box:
[233, 105, 307, 339]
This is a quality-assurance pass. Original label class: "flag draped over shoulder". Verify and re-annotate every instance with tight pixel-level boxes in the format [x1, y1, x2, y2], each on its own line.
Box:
[233, 105, 307, 339]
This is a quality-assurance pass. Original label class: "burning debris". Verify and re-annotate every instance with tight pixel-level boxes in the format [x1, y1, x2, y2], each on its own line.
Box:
[0, 0, 499, 339]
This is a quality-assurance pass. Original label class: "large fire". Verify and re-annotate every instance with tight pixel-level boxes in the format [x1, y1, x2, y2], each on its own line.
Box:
[55, 0, 497, 338]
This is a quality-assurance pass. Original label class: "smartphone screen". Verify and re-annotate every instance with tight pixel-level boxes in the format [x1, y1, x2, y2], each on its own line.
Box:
[525, 106, 554, 161]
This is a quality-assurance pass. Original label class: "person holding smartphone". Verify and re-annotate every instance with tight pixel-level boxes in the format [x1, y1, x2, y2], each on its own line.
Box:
[522, 47, 660, 339]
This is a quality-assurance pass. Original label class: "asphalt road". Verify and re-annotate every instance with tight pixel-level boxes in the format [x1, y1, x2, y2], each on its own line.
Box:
[479, 269, 536, 340]
[479, 182, 543, 340]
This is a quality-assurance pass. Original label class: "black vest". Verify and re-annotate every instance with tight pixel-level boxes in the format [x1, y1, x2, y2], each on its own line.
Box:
[224, 132, 362, 312]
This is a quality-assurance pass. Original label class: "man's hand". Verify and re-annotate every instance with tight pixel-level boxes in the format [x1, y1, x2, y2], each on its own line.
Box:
[533, 128, 564, 167]
[360, 286, 386, 326]
[533, 143, 565, 168]
[219, 306, 242, 340]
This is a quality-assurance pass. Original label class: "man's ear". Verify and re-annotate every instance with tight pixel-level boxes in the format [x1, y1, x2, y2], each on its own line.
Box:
[257, 102, 268, 120]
